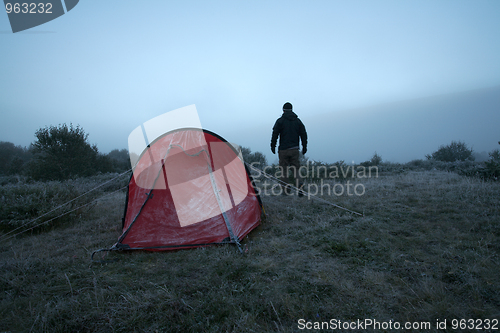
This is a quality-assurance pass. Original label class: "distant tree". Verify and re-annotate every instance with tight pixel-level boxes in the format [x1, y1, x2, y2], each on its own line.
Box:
[484, 141, 500, 179]
[426, 141, 474, 162]
[27, 124, 110, 180]
[359, 152, 382, 167]
[96, 152, 115, 174]
[371, 152, 382, 165]
[129, 152, 140, 169]
[107, 149, 131, 172]
[472, 151, 490, 162]
[489, 143, 500, 162]
[240, 147, 267, 168]
[0, 141, 31, 175]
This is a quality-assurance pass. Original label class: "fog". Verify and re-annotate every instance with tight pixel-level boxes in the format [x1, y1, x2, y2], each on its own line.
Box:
[1, 1, 500, 165]
[231, 86, 500, 164]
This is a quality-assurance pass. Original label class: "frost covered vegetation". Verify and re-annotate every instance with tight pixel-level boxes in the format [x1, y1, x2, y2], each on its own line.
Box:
[0, 135, 499, 331]
[1, 162, 499, 332]
[0, 174, 130, 234]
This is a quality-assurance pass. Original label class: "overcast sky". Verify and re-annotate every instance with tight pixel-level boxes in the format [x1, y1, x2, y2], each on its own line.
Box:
[1, 0, 500, 163]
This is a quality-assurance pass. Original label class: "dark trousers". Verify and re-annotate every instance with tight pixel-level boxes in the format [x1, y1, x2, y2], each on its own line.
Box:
[278, 149, 303, 189]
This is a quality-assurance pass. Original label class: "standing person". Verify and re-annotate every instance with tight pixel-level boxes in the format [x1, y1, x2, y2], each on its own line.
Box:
[271, 102, 308, 195]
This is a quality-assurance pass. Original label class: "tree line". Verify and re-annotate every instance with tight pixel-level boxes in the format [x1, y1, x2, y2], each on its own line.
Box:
[0, 124, 269, 182]
[1, 124, 498, 181]
[0, 124, 130, 181]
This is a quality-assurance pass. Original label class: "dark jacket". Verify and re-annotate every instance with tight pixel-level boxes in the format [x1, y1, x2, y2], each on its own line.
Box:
[271, 110, 308, 151]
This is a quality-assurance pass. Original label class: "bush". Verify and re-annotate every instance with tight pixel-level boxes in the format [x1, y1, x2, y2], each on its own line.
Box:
[27, 124, 114, 181]
[483, 141, 500, 180]
[0, 141, 31, 176]
[0, 172, 130, 233]
[241, 147, 267, 168]
[360, 152, 383, 167]
[107, 149, 131, 172]
[426, 140, 474, 162]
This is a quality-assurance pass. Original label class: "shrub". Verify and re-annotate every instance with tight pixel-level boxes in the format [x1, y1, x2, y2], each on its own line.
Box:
[378, 161, 405, 173]
[107, 148, 131, 172]
[241, 147, 267, 168]
[360, 152, 383, 167]
[406, 159, 425, 169]
[0, 141, 31, 176]
[484, 141, 500, 180]
[426, 140, 474, 162]
[0, 173, 130, 233]
[26, 124, 114, 181]
[371, 152, 382, 165]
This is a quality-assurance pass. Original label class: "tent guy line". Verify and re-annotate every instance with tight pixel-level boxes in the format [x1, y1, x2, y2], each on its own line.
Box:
[245, 162, 364, 217]
[1, 130, 362, 258]
[0, 169, 133, 243]
[0, 184, 130, 243]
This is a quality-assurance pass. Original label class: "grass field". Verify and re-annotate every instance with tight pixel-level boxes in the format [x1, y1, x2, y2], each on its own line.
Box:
[1, 170, 499, 332]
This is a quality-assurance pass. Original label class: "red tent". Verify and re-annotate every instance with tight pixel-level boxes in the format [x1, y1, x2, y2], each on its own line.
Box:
[115, 128, 262, 251]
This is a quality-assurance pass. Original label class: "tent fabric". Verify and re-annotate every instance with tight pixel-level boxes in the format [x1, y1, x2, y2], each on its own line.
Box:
[115, 128, 262, 251]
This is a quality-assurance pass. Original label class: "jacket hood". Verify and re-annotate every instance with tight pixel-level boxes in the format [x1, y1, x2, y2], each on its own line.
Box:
[282, 110, 298, 120]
